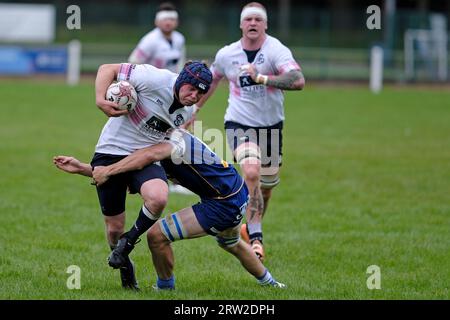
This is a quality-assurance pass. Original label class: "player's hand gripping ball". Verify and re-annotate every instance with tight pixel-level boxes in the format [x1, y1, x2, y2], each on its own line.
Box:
[106, 81, 137, 112]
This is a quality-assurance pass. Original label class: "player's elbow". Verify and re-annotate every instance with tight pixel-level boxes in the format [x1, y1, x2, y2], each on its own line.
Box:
[97, 64, 109, 72]
[97, 63, 119, 76]
[142, 152, 157, 166]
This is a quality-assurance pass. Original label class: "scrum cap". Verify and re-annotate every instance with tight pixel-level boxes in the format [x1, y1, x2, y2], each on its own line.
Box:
[175, 61, 213, 95]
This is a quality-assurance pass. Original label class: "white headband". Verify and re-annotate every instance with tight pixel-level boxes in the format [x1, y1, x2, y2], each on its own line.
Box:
[155, 10, 178, 22]
[240, 7, 267, 23]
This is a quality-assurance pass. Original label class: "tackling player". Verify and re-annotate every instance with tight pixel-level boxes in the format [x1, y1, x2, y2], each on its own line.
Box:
[196, 2, 305, 262]
[54, 129, 286, 290]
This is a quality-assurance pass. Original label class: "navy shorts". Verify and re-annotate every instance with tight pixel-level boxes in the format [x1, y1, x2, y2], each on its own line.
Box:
[90, 153, 167, 216]
[192, 184, 249, 236]
[224, 121, 283, 167]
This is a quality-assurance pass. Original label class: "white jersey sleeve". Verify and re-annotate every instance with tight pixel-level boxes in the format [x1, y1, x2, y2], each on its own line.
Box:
[272, 43, 301, 74]
[117, 63, 167, 93]
[210, 48, 226, 79]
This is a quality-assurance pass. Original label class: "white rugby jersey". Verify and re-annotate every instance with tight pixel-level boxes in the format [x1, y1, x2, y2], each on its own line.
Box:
[95, 63, 194, 155]
[129, 28, 185, 72]
[211, 35, 300, 127]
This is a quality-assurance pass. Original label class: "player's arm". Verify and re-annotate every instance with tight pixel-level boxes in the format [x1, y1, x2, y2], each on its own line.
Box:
[92, 143, 174, 186]
[244, 64, 305, 91]
[264, 70, 305, 90]
[53, 156, 93, 177]
[95, 64, 129, 117]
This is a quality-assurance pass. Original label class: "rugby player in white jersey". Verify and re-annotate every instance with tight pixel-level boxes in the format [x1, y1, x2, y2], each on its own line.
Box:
[128, 2, 185, 73]
[196, 2, 305, 262]
[87, 61, 212, 290]
[129, 2, 193, 196]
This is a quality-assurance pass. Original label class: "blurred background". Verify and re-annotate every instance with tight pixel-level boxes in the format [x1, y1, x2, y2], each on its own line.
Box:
[0, 0, 449, 83]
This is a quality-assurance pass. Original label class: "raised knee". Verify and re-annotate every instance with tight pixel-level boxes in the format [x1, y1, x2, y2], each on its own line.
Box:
[143, 193, 168, 214]
[106, 219, 124, 234]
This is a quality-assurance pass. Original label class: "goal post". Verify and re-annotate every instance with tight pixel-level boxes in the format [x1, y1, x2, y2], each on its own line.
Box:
[404, 14, 448, 82]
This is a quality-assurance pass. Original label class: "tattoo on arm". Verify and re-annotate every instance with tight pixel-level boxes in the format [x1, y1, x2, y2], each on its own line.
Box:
[266, 70, 304, 90]
[248, 187, 264, 221]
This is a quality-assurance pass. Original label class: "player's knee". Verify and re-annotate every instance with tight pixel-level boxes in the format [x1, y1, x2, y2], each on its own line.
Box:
[106, 221, 125, 240]
[242, 164, 261, 184]
[147, 226, 168, 250]
[143, 193, 168, 214]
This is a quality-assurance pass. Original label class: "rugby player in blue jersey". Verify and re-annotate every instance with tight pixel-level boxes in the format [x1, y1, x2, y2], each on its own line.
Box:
[54, 129, 285, 290]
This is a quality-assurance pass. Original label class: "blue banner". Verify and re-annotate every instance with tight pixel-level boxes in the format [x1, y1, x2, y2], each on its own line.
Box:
[0, 46, 67, 75]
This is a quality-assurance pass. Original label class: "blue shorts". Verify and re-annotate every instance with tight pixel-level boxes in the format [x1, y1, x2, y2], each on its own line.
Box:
[192, 184, 249, 236]
[90, 153, 167, 216]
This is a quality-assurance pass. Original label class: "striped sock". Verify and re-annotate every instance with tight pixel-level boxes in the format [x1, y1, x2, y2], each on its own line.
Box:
[127, 205, 159, 243]
[256, 269, 275, 286]
[247, 223, 263, 243]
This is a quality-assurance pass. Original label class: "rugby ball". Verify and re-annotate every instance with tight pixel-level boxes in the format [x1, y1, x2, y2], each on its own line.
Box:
[106, 81, 137, 112]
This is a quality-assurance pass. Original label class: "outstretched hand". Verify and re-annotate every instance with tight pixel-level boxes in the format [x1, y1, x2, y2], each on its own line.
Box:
[53, 156, 83, 174]
[53, 155, 93, 177]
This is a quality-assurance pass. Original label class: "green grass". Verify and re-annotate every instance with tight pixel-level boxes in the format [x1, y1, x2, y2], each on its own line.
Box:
[0, 80, 449, 299]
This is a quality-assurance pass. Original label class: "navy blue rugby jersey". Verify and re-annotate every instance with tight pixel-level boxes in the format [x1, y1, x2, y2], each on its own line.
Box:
[160, 130, 245, 199]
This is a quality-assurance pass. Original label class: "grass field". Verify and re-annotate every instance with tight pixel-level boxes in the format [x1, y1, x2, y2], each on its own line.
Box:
[0, 79, 449, 300]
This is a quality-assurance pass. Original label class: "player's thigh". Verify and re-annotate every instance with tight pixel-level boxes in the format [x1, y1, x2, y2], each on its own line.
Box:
[94, 178, 128, 216]
[91, 153, 128, 216]
[225, 122, 260, 165]
[129, 163, 168, 201]
[158, 207, 207, 242]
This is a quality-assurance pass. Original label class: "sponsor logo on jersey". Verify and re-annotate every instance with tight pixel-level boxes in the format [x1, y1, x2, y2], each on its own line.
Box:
[144, 116, 171, 132]
[173, 114, 185, 126]
[239, 75, 257, 88]
[256, 53, 265, 64]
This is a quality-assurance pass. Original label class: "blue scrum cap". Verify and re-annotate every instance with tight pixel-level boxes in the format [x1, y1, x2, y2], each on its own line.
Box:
[175, 61, 213, 95]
